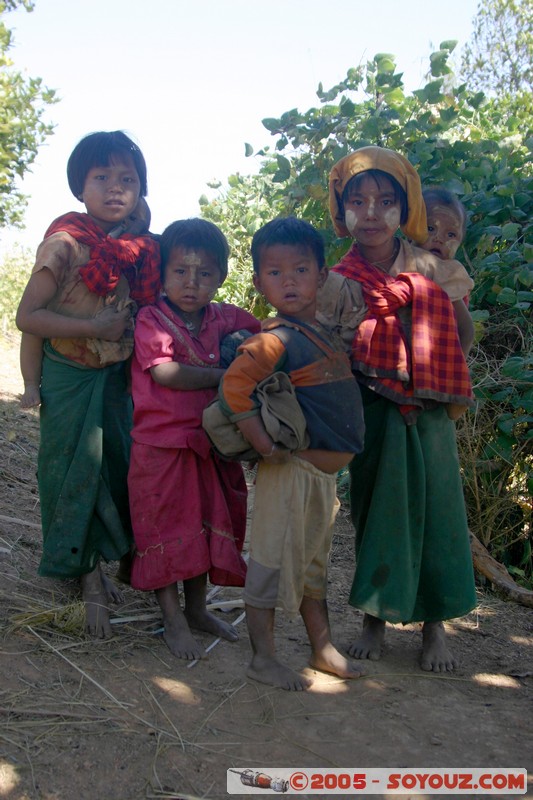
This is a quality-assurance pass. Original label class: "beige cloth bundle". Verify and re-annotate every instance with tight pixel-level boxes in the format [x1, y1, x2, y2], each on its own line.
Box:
[202, 371, 310, 460]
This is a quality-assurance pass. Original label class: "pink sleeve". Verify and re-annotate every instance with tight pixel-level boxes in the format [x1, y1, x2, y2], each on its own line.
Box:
[231, 307, 261, 334]
[133, 308, 175, 372]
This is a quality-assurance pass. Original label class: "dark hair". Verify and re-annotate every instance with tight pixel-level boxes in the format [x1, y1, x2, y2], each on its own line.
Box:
[159, 218, 229, 280]
[67, 131, 148, 198]
[422, 187, 467, 237]
[251, 216, 325, 274]
[341, 169, 408, 225]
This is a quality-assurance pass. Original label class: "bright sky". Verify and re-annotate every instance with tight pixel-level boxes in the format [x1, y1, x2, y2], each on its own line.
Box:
[1, 0, 479, 255]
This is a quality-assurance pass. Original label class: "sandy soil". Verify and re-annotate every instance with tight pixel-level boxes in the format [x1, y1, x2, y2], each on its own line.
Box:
[0, 333, 531, 800]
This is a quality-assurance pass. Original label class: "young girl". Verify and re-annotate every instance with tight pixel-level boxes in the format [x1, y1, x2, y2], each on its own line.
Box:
[19, 195, 153, 409]
[317, 146, 477, 672]
[128, 218, 261, 661]
[16, 131, 160, 638]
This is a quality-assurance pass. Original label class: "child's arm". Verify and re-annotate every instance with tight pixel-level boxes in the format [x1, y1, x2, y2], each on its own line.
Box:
[16, 268, 131, 341]
[150, 362, 225, 390]
[236, 415, 292, 464]
[19, 332, 43, 408]
[452, 299, 474, 356]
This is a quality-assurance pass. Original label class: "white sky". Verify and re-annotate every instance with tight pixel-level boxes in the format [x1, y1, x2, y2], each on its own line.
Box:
[1, 0, 479, 255]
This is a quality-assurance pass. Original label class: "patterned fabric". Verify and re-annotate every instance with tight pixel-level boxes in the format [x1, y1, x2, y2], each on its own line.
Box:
[333, 244, 474, 415]
[45, 212, 161, 305]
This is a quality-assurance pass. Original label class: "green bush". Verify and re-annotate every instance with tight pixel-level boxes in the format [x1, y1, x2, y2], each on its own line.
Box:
[0, 247, 32, 334]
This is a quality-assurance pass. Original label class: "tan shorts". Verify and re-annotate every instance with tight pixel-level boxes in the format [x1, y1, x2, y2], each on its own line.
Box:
[244, 456, 340, 614]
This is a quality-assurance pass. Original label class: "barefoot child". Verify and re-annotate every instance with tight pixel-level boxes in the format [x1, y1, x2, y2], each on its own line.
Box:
[16, 131, 160, 638]
[318, 146, 477, 672]
[128, 218, 260, 661]
[19, 196, 153, 409]
[219, 216, 365, 690]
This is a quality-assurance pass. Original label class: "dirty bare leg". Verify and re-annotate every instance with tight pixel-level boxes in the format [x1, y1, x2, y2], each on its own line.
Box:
[301, 596, 364, 678]
[115, 548, 133, 585]
[184, 573, 239, 642]
[100, 571, 124, 604]
[245, 604, 311, 691]
[421, 620, 458, 672]
[155, 583, 204, 660]
[81, 564, 112, 639]
[347, 613, 386, 660]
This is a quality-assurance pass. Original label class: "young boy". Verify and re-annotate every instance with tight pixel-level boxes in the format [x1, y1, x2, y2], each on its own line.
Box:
[420, 188, 467, 261]
[219, 216, 365, 691]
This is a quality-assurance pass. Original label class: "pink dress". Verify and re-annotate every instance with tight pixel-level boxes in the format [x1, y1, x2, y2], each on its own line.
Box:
[128, 299, 260, 591]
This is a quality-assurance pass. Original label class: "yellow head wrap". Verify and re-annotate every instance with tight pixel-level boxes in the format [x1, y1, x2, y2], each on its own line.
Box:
[329, 146, 428, 243]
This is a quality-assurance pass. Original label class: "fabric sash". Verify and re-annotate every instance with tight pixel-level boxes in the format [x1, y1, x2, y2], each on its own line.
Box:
[45, 212, 161, 305]
[333, 243, 474, 413]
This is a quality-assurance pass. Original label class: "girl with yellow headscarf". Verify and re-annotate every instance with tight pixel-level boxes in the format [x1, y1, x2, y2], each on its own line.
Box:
[317, 146, 477, 673]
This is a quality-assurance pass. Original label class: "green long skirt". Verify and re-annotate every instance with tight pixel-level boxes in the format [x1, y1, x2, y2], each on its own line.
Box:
[38, 344, 133, 579]
[349, 390, 476, 623]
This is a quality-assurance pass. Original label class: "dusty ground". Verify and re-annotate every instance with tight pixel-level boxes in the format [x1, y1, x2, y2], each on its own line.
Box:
[0, 332, 532, 800]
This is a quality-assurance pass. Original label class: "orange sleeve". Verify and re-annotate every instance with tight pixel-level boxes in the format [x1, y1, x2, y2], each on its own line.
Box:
[219, 333, 286, 415]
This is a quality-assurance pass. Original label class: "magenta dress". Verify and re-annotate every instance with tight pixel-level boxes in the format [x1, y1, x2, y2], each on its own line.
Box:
[128, 298, 260, 591]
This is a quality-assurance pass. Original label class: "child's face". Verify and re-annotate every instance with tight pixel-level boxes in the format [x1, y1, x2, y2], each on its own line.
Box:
[343, 174, 402, 248]
[253, 244, 326, 323]
[422, 205, 464, 260]
[80, 155, 141, 233]
[163, 247, 222, 314]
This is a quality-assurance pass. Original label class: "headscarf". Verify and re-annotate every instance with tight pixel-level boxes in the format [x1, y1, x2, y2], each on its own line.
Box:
[329, 146, 428, 243]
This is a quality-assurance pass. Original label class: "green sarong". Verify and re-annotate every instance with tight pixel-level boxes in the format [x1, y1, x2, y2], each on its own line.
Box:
[38, 343, 133, 579]
[349, 389, 476, 623]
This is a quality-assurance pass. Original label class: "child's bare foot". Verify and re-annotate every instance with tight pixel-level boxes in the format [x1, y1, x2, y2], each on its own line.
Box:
[185, 608, 239, 642]
[421, 621, 458, 672]
[81, 566, 112, 638]
[310, 642, 365, 679]
[347, 614, 385, 660]
[247, 655, 312, 691]
[163, 613, 206, 661]
[20, 386, 41, 409]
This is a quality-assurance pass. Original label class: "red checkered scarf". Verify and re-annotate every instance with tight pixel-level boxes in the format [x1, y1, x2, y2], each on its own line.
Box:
[333, 244, 473, 411]
[45, 212, 161, 306]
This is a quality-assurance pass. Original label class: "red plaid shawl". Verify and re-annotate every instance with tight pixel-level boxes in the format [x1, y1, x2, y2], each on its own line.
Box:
[333, 244, 473, 411]
[45, 212, 161, 306]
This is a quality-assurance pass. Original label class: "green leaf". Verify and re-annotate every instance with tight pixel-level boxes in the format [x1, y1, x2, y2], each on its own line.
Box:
[495, 287, 517, 305]
[244, 143, 254, 157]
[262, 118, 280, 132]
[439, 40, 458, 52]
[501, 222, 520, 239]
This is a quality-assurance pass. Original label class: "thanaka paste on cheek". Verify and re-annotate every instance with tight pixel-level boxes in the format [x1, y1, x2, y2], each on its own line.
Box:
[345, 209, 358, 235]
[384, 207, 401, 230]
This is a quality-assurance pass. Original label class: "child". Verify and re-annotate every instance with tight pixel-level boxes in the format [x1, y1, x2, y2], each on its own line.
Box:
[19, 196, 153, 409]
[128, 218, 261, 661]
[219, 216, 366, 691]
[420, 187, 467, 262]
[15, 130, 160, 638]
[317, 146, 477, 672]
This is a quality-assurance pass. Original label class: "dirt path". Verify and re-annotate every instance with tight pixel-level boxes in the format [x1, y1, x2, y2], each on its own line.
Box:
[0, 334, 531, 800]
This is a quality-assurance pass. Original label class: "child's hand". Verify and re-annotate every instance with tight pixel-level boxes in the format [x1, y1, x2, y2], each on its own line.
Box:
[19, 385, 41, 409]
[91, 305, 131, 341]
[261, 444, 292, 464]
